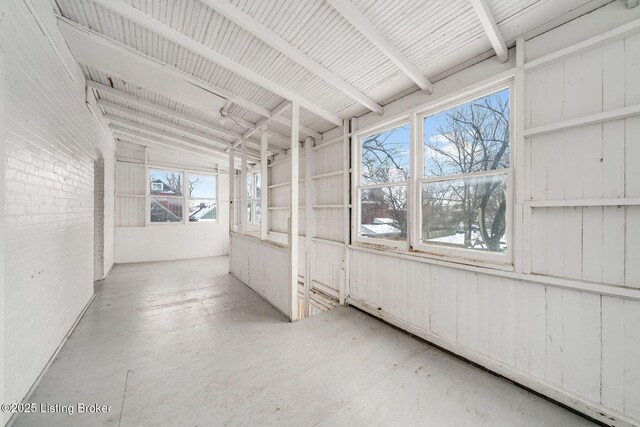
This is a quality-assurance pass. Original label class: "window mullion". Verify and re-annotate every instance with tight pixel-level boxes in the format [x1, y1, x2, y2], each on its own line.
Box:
[408, 112, 418, 250]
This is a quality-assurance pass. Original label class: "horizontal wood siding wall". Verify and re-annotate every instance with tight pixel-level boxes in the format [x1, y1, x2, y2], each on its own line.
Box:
[347, 30, 640, 427]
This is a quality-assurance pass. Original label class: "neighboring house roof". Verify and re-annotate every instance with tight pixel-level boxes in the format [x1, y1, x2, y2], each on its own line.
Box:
[360, 223, 401, 237]
[190, 203, 216, 221]
[373, 218, 396, 225]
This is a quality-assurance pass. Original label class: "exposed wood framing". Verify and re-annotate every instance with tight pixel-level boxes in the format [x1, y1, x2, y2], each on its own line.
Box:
[325, 0, 433, 93]
[88, 81, 242, 140]
[469, 0, 509, 63]
[228, 148, 235, 233]
[260, 126, 269, 241]
[88, 0, 342, 126]
[202, 0, 383, 114]
[241, 139, 248, 234]
[304, 135, 315, 316]
[107, 118, 261, 161]
[58, 17, 322, 139]
[289, 101, 300, 321]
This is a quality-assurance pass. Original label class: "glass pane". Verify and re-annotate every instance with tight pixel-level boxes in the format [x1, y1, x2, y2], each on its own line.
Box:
[150, 169, 182, 196]
[423, 88, 510, 178]
[253, 200, 261, 224]
[361, 123, 410, 185]
[360, 185, 407, 241]
[421, 174, 507, 252]
[247, 174, 252, 198]
[150, 197, 183, 223]
[255, 174, 262, 199]
[247, 200, 251, 222]
[188, 199, 216, 222]
[188, 174, 216, 199]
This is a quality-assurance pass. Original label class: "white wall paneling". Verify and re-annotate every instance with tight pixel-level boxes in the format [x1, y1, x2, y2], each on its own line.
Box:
[340, 9, 640, 426]
[230, 234, 291, 319]
[114, 145, 230, 263]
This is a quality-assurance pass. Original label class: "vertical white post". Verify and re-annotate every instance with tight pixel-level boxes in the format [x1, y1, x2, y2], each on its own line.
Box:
[144, 147, 149, 227]
[515, 37, 528, 273]
[182, 169, 188, 224]
[240, 138, 247, 234]
[0, 52, 6, 415]
[228, 147, 235, 234]
[408, 112, 418, 249]
[341, 119, 350, 305]
[289, 101, 299, 322]
[260, 125, 269, 241]
[304, 136, 315, 316]
[345, 117, 361, 298]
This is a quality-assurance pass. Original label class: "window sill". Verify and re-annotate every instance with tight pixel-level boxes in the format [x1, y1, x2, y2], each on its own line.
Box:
[349, 242, 515, 273]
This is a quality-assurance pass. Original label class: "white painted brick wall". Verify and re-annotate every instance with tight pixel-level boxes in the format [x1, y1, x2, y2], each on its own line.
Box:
[0, 0, 116, 420]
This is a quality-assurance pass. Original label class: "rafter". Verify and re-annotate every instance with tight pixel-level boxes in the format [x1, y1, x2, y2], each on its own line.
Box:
[324, 0, 433, 93]
[202, 0, 382, 114]
[88, 81, 241, 140]
[469, 0, 509, 63]
[57, 17, 321, 139]
[98, 100, 236, 150]
[106, 117, 262, 161]
[88, 0, 342, 126]
[88, 81, 286, 155]
[114, 134, 226, 162]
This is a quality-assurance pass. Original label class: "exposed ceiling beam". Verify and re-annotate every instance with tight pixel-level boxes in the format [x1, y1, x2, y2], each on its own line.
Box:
[98, 100, 236, 150]
[469, 0, 509, 63]
[88, 80, 285, 156]
[114, 134, 226, 162]
[202, 0, 383, 114]
[88, 81, 242, 140]
[107, 117, 262, 161]
[324, 0, 433, 93]
[58, 17, 264, 118]
[58, 16, 229, 116]
[58, 17, 324, 140]
[111, 125, 231, 161]
[89, 0, 342, 126]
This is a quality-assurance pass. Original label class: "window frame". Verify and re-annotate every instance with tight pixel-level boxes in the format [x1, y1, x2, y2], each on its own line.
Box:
[147, 167, 219, 226]
[248, 171, 261, 226]
[352, 80, 514, 265]
[354, 118, 411, 250]
[186, 171, 218, 224]
[148, 167, 185, 225]
[415, 83, 513, 264]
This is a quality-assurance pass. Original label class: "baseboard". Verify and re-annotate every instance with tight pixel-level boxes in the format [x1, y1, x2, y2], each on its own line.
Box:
[5, 292, 96, 427]
[347, 296, 633, 427]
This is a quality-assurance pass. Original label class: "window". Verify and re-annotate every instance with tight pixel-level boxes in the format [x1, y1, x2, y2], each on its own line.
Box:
[357, 123, 409, 244]
[420, 87, 510, 257]
[354, 83, 512, 263]
[188, 174, 217, 222]
[247, 172, 261, 225]
[149, 169, 183, 223]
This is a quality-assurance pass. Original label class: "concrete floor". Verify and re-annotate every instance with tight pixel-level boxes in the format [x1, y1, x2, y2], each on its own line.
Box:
[15, 256, 594, 427]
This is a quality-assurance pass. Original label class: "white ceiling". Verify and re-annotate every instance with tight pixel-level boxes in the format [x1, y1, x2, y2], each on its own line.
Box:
[54, 0, 614, 158]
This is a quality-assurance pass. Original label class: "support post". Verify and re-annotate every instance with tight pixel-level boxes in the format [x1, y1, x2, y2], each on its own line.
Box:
[515, 37, 528, 273]
[240, 138, 247, 234]
[260, 125, 269, 241]
[304, 135, 315, 316]
[228, 147, 235, 234]
[341, 119, 350, 305]
[289, 101, 299, 321]
[0, 52, 6, 414]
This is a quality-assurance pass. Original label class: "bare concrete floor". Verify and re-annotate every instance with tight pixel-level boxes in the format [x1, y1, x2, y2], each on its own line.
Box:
[15, 256, 593, 426]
